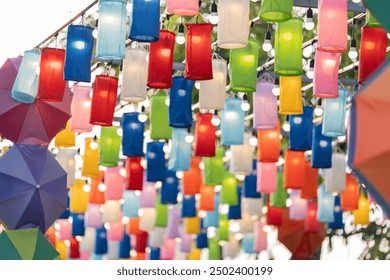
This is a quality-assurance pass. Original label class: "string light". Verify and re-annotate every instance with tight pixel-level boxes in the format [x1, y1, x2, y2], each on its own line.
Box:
[211, 110, 221, 126]
[249, 130, 258, 147]
[306, 59, 315, 79]
[272, 77, 280, 96]
[90, 135, 98, 150]
[304, 7, 315, 31]
[138, 106, 148, 123]
[185, 127, 194, 143]
[241, 94, 250, 111]
[262, 30, 272, 52]
[348, 38, 358, 60]
[176, 23, 185, 45]
[209, 1, 218, 25]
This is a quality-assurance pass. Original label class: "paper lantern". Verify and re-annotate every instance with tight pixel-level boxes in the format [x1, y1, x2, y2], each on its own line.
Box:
[184, 216, 200, 235]
[317, 185, 335, 223]
[204, 194, 220, 228]
[257, 120, 280, 162]
[149, 247, 160, 260]
[37, 48, 66, 102]
[230, 133, 252, 176]
[107, 222, 124, 241]
[64, 25, 94, 82]
[229, 38, 260, 93]
[301, 161, 318, 199]
[79, 228, 96, 252]
[189, 245, 202, 260]
[221, 98, 245, 145]
[56, 148, 76, 188]
[324, 153, 346, 194]
[149, 227, 166, 248]
[125, 157, 144, 191]
[275, 18, 303, 76]
[317, 0, 347, 52]
[127, 217, 143, 235]
[139, 184, 156, 208]
[259, 0, 293, 23]
[146, 141, 166, 182]
[219, 216, 230, 240]
[166, 209, 181, 239]
[105, 167, 124, 200]
[304, 201, 321, 233]
[289, 106, 313, 151]
[208, 237, 221, 260]
[166, 0, 199, 16]
[270, 172, 288, 207]
[221, 173, 238, 205]
[253, 80, 278, 129]
[147, 30, 175, 89]
[313, 50, 341, 98]
[169, 76, 194, 128]
[139, 208, 156, 232]
[243, 160, 261, 198]
[129, 0, 160, 42]
[217, 0, 250, 49]
[55, 121, 75, 148]
[85, 204, 103, 228]
[366, 9, 381, 28]
[328, 195, 344, 230]
[160, 238, 175, 260]
[96, 0, 126, 60]
[242, 234, 255, 254]
[56, 219, 72, 241]
[228, 187, 242, 220]
[283, 150, 306, 190]
[90, 75, 118, 126]
[289, 190, 307, 220]
[102, 200, 121, 223]
[194, 113, 216, 157]
[253, 221, 267, 252]
[322, 88, 347, 137]
[195, 231, 208, 249]
[242, 197, 263, 217]
[199, 186, 215, 211]
[150, 91, 172, 140]
[341, 174, 360, 211]
[55, 240, 67, 260]
[266, 205, 283, 226]
[257, 162, 277, 194]
[119, 233, 131, 259]
[182, 157, 202, 195]
[121, 112, 144, 157]
[358, 26, 388, 85]
[70, 85, 93, 133]
[69, 238, 80, 259]
[11, 50, 39, 103]
[180, 231, 192, 253]
[182, 196, 196, 218]
[203, 146, 224, 186]
[99, 126, 121, 167]
[222, 237, 240, 259]
[122, 190, 139, 218]
[311, 124, 332, 168]
[279, 76, 303, 114]
[168, 128, 192, 171]
[135, 232, 148, 253]
[154, 194, 168, 227]
[70, 180, 89, 213]
[161, 171, 179, 204]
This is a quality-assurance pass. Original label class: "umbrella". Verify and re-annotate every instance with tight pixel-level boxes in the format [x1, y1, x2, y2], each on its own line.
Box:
[348, 60, 390, 217]
[277, 208, 326, 259]
[364, 0, 390, 32]
[0, 144, 67, 232]
[0, 228, 60, 260]
[0, 56, 72, 145]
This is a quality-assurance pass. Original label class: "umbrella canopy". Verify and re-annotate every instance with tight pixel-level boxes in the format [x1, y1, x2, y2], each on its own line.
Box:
[0, 56, 72, 145]
[0, 144, 67, 232]
[0, 228, 60, 260]
[348, 60, 390, 217]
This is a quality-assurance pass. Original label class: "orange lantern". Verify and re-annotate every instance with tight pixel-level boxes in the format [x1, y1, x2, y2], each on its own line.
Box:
[199, 186, 215, 211]
[194, 113, 216, 157]
[300, 161, 318, 199]
[125, 156, 144, 191]
[182, 157, 202, 195]
[283, 150, 306, 190]
[341, 174, 360, 211]
[127, 217, 143, 236]
[257, 120, 280, 162]
[89, 171, 106, 205]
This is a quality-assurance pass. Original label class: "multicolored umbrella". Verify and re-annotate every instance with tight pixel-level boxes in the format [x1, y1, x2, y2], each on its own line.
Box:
[0, 228, 60, 260]
[0, 56, 72, 145]
[0, 144, 67, 232]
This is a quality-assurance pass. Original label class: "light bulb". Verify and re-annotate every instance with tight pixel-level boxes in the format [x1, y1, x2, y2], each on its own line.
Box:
[262, 30, 272, 52]
[195, 81, 200, 90]
[272, 77, 280, 96]
[163, 142, 171, 153]
[90, 140, 98, 150]
[249, 136, 258, 147]
[352, 0, 361, 3]
[138, 106, 147, 123]
[165, 97, 170, 106]
[241, 94, 250, 111]
[209, 1, 218, 25]
[176, 23, 185, 45]
[283, 119, 290, 132]
[117, 128, 123, 137]
[306, 59, 315, 79]
[304, 8, 315, 31]
[126, 2, 132, 12]
[348, 38, 358, 60]
[98, 182, 106, 192]
[314, 106, 323, 117]
[211, 112, 220, 126]
[83, 182, 91, 193]
[185, 134, 194, 144]
[388, 33, 390, 40]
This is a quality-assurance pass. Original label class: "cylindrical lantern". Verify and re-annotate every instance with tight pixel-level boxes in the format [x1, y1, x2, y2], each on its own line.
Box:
[270, 172, 288, 207]
[353, 192, 370, 225]
[203, 146, 224, 186]
[168, 128, 192, 171]
[358, 26, 388, 85]
[85, 204, 103, 228]
[185, 216, 200, 235]
[70, 85, 93, 133]
[284, 150, 306, 190]
[322, 88, 347, 137]
[242, 196, 263, 217]
[160, 239, 175, 260]
[90, 75, 118, 126]
[129, 0, 160, 42]
[37, 48, 66, 102]
[274, 18, 303, 76]
[317, 0, 347, 52]
[119, 233, 131, 259]
[135, 232, 148, 253]
[150, 91, 172, 140]
[311, 124, 332, 169]
[182, 157, 202, 195]
[243, 160, 261, 198]
[166, 0, 199, 16]
[194, 113, 216, 157]
[208, 237, 221, 260]
[149, 227, 165, 248]
[217, 0, 250, 49]
[96, 0, 126, 60]
[107, 222, 124, 241]
[266, 205, 283, 226]
[253, 80, 278, 129]
[180, 231, 192, 253]
[229, 37, 260, 93]
[341, 174, 360, 211]
[161, 171, 179, 205]
[102, 200, 121, 223]
[55, 120, 75, 148]
[313, 50, 341, 98]
[185, 24, 213, 80]
[56, 219, 72, 241]
[79, 228, 96, 253]
[328, 196, 344, 230]
[324, 153, 346, 194]
[289, 106, 313, 151]
[127, 217, 142, 235]
[56, 148, 76, 188]
[104, 167, 124, 200]
[99, 126, 121, 167]
[228, 187, 242, 220]
[64, 25, 94, 82]
[154, 194, 168, 227]
[253, 221, 267, 252]
[230, 133, 252, 176]
[139, 208, 156, 232]
[122, 112, 144, 157]
[122, 190, 139, 218]
[257, 120, 280, 162]
[257, 162, 277, 194]
[11, 50, 39, 103]
[199, 186, 215, 211]
[169, 76, 194, 128]
[125, 157, 144, 191]
[149, 247, 160, 260]
[167, 209, 181, 239]
[89, 172, 106, 205]
[221, 98, 245, 145]
[139, 184, 156, 208]
[196, 231, 208, 249]
[259, 0, 293, 22]
[221, 173, 238, 205]
[182, 196, 196, 218]
[242, 234, 255, 254]
[146, 141, 166, 182]
[279, 76, 303, 114]
[304, 201, 321, 233]
[147, 30, 176, 89]
[317, 185, 335, 223]
[289, 190, 307, 220]
[203, 194, 220, 228]
[70, 180, 89, 213]
[69, 238, 80, 259]
[94, 226, 108, 255]
[301, 161, 318, 199]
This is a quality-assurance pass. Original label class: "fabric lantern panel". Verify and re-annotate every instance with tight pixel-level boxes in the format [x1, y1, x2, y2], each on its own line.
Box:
[127, 217, 143, 236]
[253, 80, 278, 129]
[56, 148, 76, 188]
[166, 0, 199, 16]
[229, 38, 260, 93]
[37, 48, 66, 102]
[203, 194, 220, 228]
[154, 193, 168, 227]
[99, 126, 121, 167]
[208, 237, 221, 260]
[69, 238, 80, 259]
[194, 113, 216, 157]
[289, 190, 307, 220]
[107, 222, 124, 241]
[257, 120, 280, 162]
[221, 173, 238, 205]
[230, 133, 252, 176]
[56, 219, 72, 241]
[242, 234, 255, 254]
[106, 240, 120, 259]
[129, 0, 160, 42]
[259, 0, 293, 23]
[313, 50, 341, 98]
[221, 98, 245, 145]
[328, 196, 344, 230]
[139, 208, 157, 232]
[266, 205, 283, 226]
[119, 232, 131, 259]
[279, 76, 303, 115]
[81, 137, 100, 178]
[289, 106, 313, 151]
[122, 190, 139, 218]
[341, 174, 360, 211]
[135, 232, 148, 253]
[270, 172, 288, 208]
[304, 201, 321, 233]
[242, 197, 263, 217]
[184, 216, 200, 235]
[150, 91, 172, 140]
[169, 77, 194, 128]
[102, 201, 121, 223]
[324, 153, 346, 194]
[79, 228, 95, 253]
[146, 141, 166, 182]
[89, 172, 106, 205]
[203, 146, 224, 186]
[70, 85, 93, 133]
[182, 157, 202, 195]
[125, 157, 144, 191]
[301, 161, 318, 199]
[160, 239, 175, 260]
[104, 167, 124, 200]
[161, 170, 179, 205]
[168, 128, 192, 171]
[149, 227, 166, 248]
[147, 30, 176, 89]
[90, 75, 118, 126]
[283, 150, 306, 190]
[70, 180, 89, 213]
[322, 88, 347, 137]
[94, 226, 108, 255]
[55, 120, 75, 148]
[96, 0, 126, 60]
[317, 185, 335, 223]
[243, 160, 261, 198]
[311, 124, 332, 169]
[85, 204, 103, 228]
[253, 221, 267, 252]
[166, 209, 181, 239]
[228, 187, 242, 220]
[149, 247, 160, 260]
[199, 186, 215, 211]
[257, 162, 277, 194]
[64, 25, 94, 82]
[122, 112, 144, 157]
[139, 183, 156, 208]
[182, 196, 196, 218]
[353, 192, 370, 225]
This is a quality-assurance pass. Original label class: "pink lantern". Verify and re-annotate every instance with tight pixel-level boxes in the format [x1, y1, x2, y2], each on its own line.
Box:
[56, 219, 72, 241]
[70, 85, 93, 133]
[104, 167, 124, 200]
[257, 162, 277, 193]
[167, 209, 181, 239]
[85, 203, 103, 228]
[139, 183, 156, 208]
[107, 222, 124, 241]
[160, 238, 176, 260]
[304, 201, 321, 233]
[313, 50, 341, 98]
[166, 0, 199, 16]
[289, 190, 308, 220]
[253, 80, 278, 129]
[253, 221, 267, 252]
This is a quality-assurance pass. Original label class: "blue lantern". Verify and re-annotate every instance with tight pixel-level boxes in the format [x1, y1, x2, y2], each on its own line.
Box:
[168, 128, 192, 171]
[182, 196, 197, 218]
[228, 186, 242, 220]
[322, 88, 348, 137]
[149, 247, 161, 260]
[119, 232, 131, 258]
[160, 170, 179, 204]
[64, 25, 94, 82]
[94, 226, 108, 255]
[122, 112, 145, 157]
[311, 124, 332, 168]
[146, 141, 166, 182]
[242, 234, 255, 254]
[96, 0, 127, 60]
[129, 0, 160, 42]
[196, 231, 208, 249]
[59, 194, 70, 219]
[204, 194, 220, 228]
[122, 190, 139, 218]
[71, 213, 85, 237]
[169, 76, 194, 128]
[289, 106, 313, 151]
[221, 98, 245, 145]
[328, 196, 344, 229]
[243, 160, 261, 198]
[317, 185, 335, 223]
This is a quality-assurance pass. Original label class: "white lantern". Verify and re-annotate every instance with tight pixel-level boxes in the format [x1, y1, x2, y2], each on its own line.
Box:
[79, 228, 96, 253]
[222, 235, 240, 259]
[240, 212, 254, 234]
[56, 148, 76, 188]
[148, 227, 166, 248]
[324, 152, 346, 193]
[106, 240, 120, 260]
[139, 208, 156, 232]
[102, 200, 121, 223]
[230, 133, 253, 176]
[242, 197, 263, 217]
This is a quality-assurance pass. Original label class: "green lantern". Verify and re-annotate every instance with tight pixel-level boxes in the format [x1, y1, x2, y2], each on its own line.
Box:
[203, 146, 224, 186]
[275, 18, 303, 76]
[99, 126, 121, 167]
[259, 0, 293, 23]
[150, 90, 172, 140]
[220, 172, 238, 205]
[154, 193, 168, 227]
[270, 172, 288, 207]
[366, 9, 381, 27]
[229, 37, 260, 93]
[208, 237, 221, 260]
[218, 214, 229, 241]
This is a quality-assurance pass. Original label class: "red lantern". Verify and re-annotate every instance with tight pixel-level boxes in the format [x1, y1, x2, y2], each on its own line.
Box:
[90, 75, 118, 126]
[125, 157, 144, 191]
[135, 231, 148, 253]
[283, 150, 306, 190]
[182, 157, 202, 195]
[266, 204, 283, 227]
[147, 30, 176, 89]
[69, 238, 80, 259]
[199, 185, 215, 211]
[301, 161, 318, 199]
[304, 201, 321, 233]
[194, 113, 216, 157]
[185, 23, 213, 81]
[341, 174, 360, 211]
[257, 120, 280, 162]
[89, 171, 106, 205]
[37, 48, 66, 102]
[358, 26, 388, 85]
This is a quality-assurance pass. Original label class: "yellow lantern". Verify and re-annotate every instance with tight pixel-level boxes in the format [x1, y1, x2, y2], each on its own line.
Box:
[184, 216, 200, 235]
[81, 137, 100, 179]
[353, 191, 370, 225]
[69, 179, 90, 213]
[279, 76, 303, 115]
[54, 120, 75, 148]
